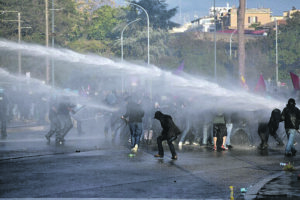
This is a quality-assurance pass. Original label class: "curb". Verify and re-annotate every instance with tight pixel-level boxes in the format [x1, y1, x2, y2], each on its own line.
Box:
[245, 165, 300, 200]
[244, 171, 284, 200]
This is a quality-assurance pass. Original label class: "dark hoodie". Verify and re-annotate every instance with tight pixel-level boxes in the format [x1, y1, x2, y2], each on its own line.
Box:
[154, 111, 181, 139]
[281, 98, 300, 129]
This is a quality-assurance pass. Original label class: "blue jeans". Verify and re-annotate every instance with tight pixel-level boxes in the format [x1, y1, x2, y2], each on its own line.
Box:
[129, 122, 143, 148]
[226, 123, 233, 146]
[286, 129, 297, 154]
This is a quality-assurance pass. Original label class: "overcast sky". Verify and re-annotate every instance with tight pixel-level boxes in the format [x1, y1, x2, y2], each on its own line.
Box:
[165, 0, 300, 24]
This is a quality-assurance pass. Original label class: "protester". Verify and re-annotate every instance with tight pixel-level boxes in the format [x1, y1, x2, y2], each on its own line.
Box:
[121, 97, 144, 153]
[281, 98, 300, 157]
[257, 108, 284, 150]
[153, 111, 181, 160]
[212, 111, 227, 151]
[45, 98, 60, 142]
[56, 99, 76, 143]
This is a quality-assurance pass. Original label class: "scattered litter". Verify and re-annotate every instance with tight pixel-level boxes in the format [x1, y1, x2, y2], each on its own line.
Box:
[128, 153, 135, 157]
[280, 162, 287, 166]
[240, 188, 247, 193]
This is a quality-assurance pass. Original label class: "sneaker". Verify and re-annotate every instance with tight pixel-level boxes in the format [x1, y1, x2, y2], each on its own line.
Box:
[154, 154, 163, 158]
[192, 142, 199, 146]
[171, 155, 178, 160]
[292, 149, 297, 156]
[213, 146, 217, 151]
[221, 145, 228, 150]
[184, 141, 190, 145]
[132, 144, 138, 153]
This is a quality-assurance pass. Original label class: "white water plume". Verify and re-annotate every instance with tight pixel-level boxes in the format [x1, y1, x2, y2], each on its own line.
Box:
[0, 39, 285, 115]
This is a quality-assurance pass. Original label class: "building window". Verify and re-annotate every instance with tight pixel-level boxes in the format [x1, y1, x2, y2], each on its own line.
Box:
[248, 16, 258, 24]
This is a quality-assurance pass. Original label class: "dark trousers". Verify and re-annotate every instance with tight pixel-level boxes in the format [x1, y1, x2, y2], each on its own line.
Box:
[157, 135, 177, 157]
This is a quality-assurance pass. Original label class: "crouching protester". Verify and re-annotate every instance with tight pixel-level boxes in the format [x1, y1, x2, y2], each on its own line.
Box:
[257, 108, 284, 150]
[153, 111, 181, 160]
[281, 98, 300, 157]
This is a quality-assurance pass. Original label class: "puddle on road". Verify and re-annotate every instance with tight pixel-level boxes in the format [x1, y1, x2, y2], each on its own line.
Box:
[256, 171, 300, 199]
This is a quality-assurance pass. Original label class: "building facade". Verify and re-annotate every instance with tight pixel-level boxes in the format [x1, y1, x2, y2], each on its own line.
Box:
[229, 8, 272, 30]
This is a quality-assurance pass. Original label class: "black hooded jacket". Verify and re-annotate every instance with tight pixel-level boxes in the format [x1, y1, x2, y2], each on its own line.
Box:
[281, 103, 300, 130]
[154, 111, 181, 139]
[268, 108, 281, 135]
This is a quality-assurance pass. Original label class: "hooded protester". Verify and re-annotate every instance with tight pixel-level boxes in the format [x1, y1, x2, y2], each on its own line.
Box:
[281, 98, 300, 157]
[153, 111, 181, 160]
[258, 108, 284, 150]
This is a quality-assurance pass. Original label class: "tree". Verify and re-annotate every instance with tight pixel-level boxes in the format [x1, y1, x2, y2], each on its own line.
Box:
[127, 0, 179, 30]
[0, 0, 81, 46]
[86, 5, 123, 40]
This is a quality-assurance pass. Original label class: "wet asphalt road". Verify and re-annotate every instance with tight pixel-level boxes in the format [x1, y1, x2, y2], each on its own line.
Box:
[0, 124, 300, 199]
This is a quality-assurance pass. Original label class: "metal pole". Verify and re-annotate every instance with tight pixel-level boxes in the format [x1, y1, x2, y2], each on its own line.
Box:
[121, 18, 141, 61]
[214, 0, 217, 80]
[45, 0, 49, 84]
[275, 18, 278, 85]
[51, 0, 55, 87]
[18, 12, 21, 75]
[230, 29, 237, 58]
[127, 2, 150, 65]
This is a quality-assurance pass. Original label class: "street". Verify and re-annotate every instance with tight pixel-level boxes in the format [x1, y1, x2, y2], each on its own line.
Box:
[0, 122, 299, 199]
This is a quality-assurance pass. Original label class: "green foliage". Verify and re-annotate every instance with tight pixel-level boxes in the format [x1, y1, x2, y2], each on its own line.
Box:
[86, 5, 123, 40]
[267, 11, 300, 80]
[128, 0, 179, 30]
[0, 0, 81, 46]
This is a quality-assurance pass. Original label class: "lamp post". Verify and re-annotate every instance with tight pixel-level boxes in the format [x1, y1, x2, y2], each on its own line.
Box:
[275, 18, 278, 85]
[230, 29, 237, 58]
[126, 1, 150, 65]
[213, 0, 216, 80]
[49, 0, 62, 88]
[121, 18, 141, 61]
[0, 11, 30, 75]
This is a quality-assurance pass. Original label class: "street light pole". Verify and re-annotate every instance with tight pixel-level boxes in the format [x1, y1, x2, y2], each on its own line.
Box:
[275, 18, 278, 85]
[45, 0, 50, 84]
[230, 29, 237, 58]
[17, 12, 21, 75]
[1, 11, 22, 75]
[126, 2, 150, 65]
[51, 0, 55, 87]
[213, 0, 217, 80]
[121, 18, 141, 62]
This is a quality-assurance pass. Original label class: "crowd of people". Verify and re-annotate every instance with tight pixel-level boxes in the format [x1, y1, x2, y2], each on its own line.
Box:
[0, 85, 299, 159]
[101, 89, 300, 159]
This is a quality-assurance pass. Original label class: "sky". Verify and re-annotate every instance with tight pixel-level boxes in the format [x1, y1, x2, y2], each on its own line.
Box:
[165, 0, 300, 24]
